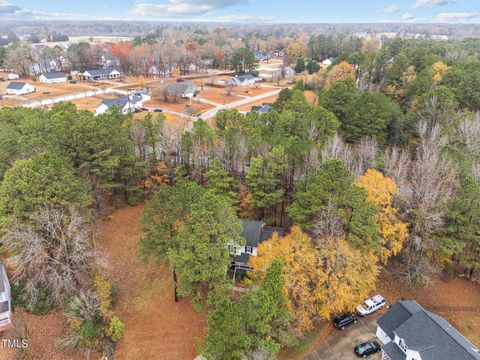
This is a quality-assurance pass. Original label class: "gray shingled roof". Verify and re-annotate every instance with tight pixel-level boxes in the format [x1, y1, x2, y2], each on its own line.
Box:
[233, 253, 251, 265]
[241, 220, 283, 247]
[379, 301, 480, 360]
[167, 82, 197, 96]
[382, 341, 405, 360]
[101, 94, 142, 109]
[377, 300, 422, 340]
[85, 68, 122, 77]
[41, 72, 66, 80]
[241, 220, 264, 247]
[6, 82, 27, 90]
[235, 74, 255, 82]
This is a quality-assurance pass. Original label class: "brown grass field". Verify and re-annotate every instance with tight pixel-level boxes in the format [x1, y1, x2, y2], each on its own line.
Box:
[145, 97, 214, 115]
[236, 94, 279, 112]
[197, 86, 241, 104]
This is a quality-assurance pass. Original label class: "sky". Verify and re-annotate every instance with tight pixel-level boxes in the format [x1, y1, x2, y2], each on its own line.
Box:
[1, 0, 480, 23]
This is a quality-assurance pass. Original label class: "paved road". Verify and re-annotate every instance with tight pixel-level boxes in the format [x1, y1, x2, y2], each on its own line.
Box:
[304, 315, 381, 360]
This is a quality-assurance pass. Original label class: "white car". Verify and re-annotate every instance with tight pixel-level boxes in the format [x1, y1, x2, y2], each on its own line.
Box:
[356, 295, 386, 316]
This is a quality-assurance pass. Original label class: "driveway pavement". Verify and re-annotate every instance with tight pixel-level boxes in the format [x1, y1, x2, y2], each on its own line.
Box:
[304, 315, 381, 360]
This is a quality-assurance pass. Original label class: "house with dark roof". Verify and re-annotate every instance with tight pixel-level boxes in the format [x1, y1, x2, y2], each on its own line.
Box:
[166, 81, 198, 99]
[377, 300, 480, 360]
[233, 74, 258, 86]
[0, 262, 12, 331]
[82, 68, 122, 81]
[95, 93, 149, 115]
[6, 82, 35, 95]
[39, 72, 67, 84]
[255, 51, 270, 61]
[230, 220, 283, 270]
[248, 103, 273, 116]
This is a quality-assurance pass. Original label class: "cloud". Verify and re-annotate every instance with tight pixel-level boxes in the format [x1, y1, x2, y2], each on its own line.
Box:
[0, 0, 21, 13]
[383, 5, 400, 14]
[412, 0, 460, 9]
[401, 12, 416, 20]
[217, 14, 277, 22]
[0, 0, 91, 19]
[130, 0, 249, 17]
[436, 12, 479, 22]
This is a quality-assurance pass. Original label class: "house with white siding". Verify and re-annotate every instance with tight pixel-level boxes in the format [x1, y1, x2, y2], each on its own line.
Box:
[230, 220, 283, 271]
[6, 82, 35, 95]
[83, 68, 122, 81]
[39, 72, 67, 84]
[0, 262, 12, 331]
[376, 300, 480, 360]
[233, 74, 258, 86]
[96, 93, 149, 115]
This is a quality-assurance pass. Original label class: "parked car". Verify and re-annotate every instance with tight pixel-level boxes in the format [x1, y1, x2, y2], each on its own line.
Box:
[69, 80, 77, 84]
[141, 107, 150, 111]
[333, 312, 357, 330]
[153, 108, 163, 112]
[354, 340, 381, 357]
[0, 78, 5, 82]
[356, 295, 386, 317]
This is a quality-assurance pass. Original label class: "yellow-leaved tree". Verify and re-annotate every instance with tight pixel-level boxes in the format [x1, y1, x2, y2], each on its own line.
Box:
[432, 61, 450, 83]
[356, 169, 408, 264]
[324, 61, 356, 90]
[250, 227, 378, 332]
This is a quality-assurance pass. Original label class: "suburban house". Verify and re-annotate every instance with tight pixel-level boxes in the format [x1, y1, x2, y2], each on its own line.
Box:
[230, 220, 283, 271]
[283, 66, 295, 78]
[0, 261, 12, 331]
[377, 300, 480, 360]
[257, 66, 281, 80]
[6, 82, 35, 95]
[166, 81, 198, 99]
[39, 72, 67, 84]
[95, 93, 149, 115]
[274, 48, 285, 57]
[82, 68, 123, 81]
[322, 58, 334, 67]
[233, 74, 258, 86]
[248, 103, 273, 115]
[255, 51, 270, 61]
[148, 65, 170, 78]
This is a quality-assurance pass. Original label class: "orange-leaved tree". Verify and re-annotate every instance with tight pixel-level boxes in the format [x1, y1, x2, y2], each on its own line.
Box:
[324, 61, 356, 90]
[356, 168, 408, 264]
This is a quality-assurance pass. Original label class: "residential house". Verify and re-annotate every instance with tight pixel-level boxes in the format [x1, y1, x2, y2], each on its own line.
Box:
[283, 66, 295, 78]
[257, 66, 282, 80]
[6, 82, 35, 95]
[95, 93, 149, 115]
[322, 58, 334, 67]
[255, 51, 270, 61]
[377, 300, 480, 360]
[230, 220, 283, 270]
[166, 81, 198, 99]
[82, 68, 122, 81]
[248, 103, 273, 115]
[148, 65, 170, 78]
[233, 74, 258, 86]
[7, 73, 19, 80]
[39, 72, 67, 84]
[274, 48, 285, 57]
[0, 262, 12, 331]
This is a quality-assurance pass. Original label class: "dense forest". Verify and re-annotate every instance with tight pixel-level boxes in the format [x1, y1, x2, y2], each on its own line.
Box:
[0, 34, 480, 359]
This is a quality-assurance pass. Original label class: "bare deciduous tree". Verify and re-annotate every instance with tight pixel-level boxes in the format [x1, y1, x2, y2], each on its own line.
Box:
[4, 206, 96, 309]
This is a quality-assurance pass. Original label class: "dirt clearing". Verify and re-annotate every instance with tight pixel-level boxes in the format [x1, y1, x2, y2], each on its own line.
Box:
[96, 205, 206, 360]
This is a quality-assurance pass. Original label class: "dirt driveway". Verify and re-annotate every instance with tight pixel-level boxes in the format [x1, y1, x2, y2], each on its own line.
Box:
[304, 315, 381, 360]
